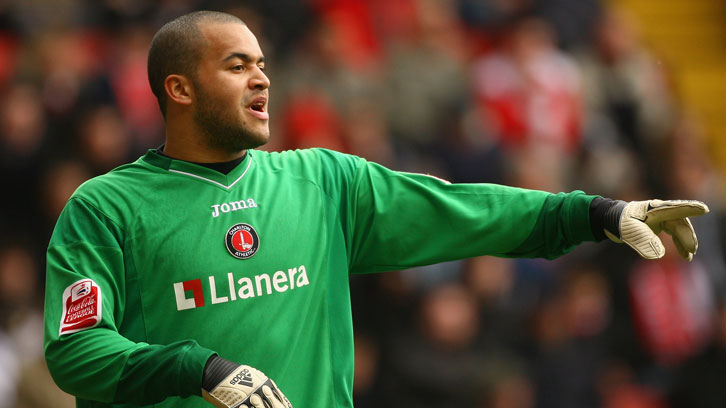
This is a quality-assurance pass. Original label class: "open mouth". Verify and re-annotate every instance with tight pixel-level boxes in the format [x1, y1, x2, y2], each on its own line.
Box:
[250, 101, 265, 112]
[247, 98, 269, 120]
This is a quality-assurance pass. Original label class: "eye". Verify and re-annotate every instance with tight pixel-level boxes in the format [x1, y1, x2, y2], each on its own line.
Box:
[231, 65, 244, 72]
[258, 65, 266, 72]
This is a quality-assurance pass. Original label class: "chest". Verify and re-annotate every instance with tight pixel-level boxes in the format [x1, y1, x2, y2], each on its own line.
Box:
[123, 175, 336, 342]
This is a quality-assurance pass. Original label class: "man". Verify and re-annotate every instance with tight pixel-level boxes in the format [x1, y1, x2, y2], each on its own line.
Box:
[43, 10, 708, 408]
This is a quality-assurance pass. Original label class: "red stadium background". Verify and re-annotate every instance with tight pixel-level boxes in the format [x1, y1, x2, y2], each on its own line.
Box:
[0, 0, 725, 407]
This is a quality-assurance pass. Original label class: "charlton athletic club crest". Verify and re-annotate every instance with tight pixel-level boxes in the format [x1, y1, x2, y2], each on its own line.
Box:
[225, 223, 260, 259]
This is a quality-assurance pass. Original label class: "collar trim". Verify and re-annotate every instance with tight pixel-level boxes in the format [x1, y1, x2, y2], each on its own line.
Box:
[167, 153, 254, 190]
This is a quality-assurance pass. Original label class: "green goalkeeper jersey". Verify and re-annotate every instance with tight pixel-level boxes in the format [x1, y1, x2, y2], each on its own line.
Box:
[44, 148, 597, 407]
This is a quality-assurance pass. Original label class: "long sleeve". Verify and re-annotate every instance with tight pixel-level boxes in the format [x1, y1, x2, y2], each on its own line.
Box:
[337, 155, 598, 274]
[43, 197, 216, 404]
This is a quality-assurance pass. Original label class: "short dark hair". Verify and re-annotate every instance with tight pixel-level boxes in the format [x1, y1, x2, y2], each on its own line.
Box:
[147, 11, 245, 116]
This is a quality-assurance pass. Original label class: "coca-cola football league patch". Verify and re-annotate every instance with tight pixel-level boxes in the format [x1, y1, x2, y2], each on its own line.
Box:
[59, 279, 102, 336]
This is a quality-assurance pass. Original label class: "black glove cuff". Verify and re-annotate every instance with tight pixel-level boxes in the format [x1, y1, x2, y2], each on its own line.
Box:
[202, 355, 240, 392]
[589, 197, 626, 241]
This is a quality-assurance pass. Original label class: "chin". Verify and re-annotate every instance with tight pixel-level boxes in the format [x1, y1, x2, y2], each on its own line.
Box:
[251, 126, 270, 143]
[245, 129, 270, 149]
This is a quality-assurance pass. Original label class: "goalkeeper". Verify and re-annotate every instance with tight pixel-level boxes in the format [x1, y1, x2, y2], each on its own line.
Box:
[43, 10, 708, 408]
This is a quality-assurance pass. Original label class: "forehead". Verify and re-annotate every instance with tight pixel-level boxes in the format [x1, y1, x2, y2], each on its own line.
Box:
[198, 22, 263, 60]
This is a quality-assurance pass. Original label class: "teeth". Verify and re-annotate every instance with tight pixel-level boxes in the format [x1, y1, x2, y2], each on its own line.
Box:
[248, 99, 266, 112]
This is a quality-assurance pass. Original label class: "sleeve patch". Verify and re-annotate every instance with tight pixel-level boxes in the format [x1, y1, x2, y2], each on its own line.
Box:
[59, 279, 103, 336]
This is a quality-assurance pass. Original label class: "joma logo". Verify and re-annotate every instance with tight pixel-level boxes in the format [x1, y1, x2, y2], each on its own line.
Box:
[211, 198, 258, 218]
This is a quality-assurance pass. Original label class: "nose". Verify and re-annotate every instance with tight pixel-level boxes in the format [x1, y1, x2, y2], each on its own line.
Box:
[249, 67, 270, 90]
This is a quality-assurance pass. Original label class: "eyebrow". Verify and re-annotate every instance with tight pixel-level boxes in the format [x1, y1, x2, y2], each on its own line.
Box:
[223, 52, 265, 64]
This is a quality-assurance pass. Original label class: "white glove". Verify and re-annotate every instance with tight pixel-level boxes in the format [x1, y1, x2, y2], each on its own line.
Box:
[202, 364, 293, 408]
[605, 199, 709, 261]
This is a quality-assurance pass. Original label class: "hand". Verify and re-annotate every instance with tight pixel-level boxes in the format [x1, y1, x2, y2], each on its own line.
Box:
[604, 199, 709, 261]
[202, 363, 292, 408]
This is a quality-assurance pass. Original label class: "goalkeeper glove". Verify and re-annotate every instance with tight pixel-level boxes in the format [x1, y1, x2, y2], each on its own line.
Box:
[601, 199, 709, 261]
[201, 355, 292, 408]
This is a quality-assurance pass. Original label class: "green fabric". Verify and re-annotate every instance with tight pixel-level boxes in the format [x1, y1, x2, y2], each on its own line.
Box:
[44, 148, 598, 407]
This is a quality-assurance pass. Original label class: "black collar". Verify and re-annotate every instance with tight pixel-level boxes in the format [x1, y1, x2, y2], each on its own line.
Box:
[155, 145, 246, 175]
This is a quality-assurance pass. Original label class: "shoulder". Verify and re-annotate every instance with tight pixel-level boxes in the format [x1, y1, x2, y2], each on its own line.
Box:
[254, 148, 364, 178]
[69, 158, 160, 223]
[75, 160, 151, 197]
[255, 148, 361, 165]
[253, 149, 366, 201]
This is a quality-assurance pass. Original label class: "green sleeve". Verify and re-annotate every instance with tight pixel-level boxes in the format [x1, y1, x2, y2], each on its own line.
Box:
[339, 157, 598, 274]
[43, 197, 216, 404]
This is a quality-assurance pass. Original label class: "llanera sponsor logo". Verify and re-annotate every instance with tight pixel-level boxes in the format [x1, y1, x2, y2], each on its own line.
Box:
[173, 265, 310, 311]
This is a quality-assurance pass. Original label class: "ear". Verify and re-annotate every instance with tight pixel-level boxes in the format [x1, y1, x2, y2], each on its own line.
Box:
[164, 74, 194, 107]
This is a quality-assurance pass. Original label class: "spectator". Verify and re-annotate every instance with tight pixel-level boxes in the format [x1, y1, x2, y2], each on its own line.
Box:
[0, 1, 722, 406]
[472, 16, 583, 153]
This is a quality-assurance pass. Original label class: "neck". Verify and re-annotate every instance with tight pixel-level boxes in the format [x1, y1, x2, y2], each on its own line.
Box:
[163, 137, 246, 163]
[163, 114, 246, 163]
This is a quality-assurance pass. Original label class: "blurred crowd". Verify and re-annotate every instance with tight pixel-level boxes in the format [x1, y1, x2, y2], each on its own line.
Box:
[1, 0, 725, 407]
